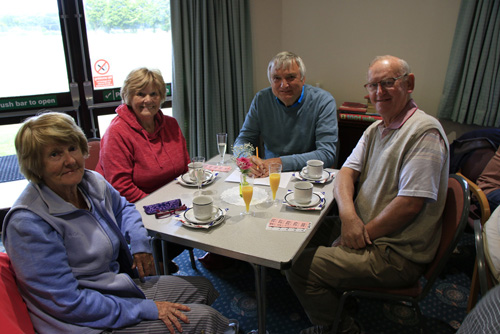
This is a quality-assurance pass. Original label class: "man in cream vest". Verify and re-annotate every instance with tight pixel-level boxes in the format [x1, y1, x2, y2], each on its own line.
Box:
[287, 55, 449, 334]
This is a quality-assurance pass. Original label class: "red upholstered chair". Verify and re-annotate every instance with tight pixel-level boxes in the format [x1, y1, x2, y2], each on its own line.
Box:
[0, 252, 35, 334]
[85, 139, 101, 171]
[331, 174, 470, 333]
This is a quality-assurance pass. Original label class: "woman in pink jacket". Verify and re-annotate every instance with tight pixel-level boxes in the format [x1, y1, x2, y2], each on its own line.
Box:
[97, 68, 189, 203]
[97, 68, 190, 273]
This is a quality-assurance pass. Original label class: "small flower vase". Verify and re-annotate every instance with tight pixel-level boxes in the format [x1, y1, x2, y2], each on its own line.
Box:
[239, 173, 248, 197]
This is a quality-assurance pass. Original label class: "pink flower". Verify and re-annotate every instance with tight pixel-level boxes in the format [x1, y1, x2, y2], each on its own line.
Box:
[236, 157, 253, 172]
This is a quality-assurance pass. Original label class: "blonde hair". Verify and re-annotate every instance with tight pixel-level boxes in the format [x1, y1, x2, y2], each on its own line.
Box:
[120, 68, 166, 105]
[15, 111, 89, 183]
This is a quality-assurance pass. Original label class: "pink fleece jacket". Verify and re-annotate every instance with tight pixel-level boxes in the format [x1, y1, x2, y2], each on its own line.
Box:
[96, 104, 190, 203]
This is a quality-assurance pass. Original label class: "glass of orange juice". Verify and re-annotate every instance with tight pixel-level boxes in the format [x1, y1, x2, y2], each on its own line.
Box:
[240, 174, 254, 215]
[269, 163, 282, 205]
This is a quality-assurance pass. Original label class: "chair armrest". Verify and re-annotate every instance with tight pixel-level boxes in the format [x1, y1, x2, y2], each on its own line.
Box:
[474, 219, 489, 297]
[457, 172, 491, 225]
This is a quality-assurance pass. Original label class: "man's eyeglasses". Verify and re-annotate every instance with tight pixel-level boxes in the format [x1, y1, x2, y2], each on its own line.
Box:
[364, 73, 408, 93]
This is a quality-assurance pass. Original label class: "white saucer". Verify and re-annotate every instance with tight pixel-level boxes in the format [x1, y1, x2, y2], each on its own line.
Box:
[181, 215, 225, 229]
[299, 169, 330, 181]
[183, 207, 223, 224]
[284, 192, 321, 208]
[180, 170, 215, 187]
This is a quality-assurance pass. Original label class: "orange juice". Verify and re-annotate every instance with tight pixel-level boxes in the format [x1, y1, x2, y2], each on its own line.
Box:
[242, 185, 253, 212]
[269, 173, 280, 200]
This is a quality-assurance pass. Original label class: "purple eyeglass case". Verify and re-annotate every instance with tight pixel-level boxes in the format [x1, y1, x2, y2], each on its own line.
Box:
[143, 199, 183, 215]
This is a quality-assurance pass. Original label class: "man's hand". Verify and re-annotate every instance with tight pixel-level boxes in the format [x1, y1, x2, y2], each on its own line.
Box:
[333, 167, 370, 249]
[249, 155, 266, 177]
[155, 301, 191, 333]
[249, 156, 283, 178]
[132, 252, 156, 278]
[339, 215, 372, 249]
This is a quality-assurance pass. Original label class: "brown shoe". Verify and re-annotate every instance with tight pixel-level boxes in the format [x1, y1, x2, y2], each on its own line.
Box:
[198, 252, 235, 270]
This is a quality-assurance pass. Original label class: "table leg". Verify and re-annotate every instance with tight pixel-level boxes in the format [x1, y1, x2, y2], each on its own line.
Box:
[151, 237, 170, 275]
[251, 263, 268, 334]
[151, 237, 161, 275]
[161, 239, 170, 274]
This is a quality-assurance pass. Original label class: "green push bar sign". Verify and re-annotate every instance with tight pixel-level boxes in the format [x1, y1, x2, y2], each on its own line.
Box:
[0, 95, 58, 111]
[103, 88, 121, 102]
[103, 83, 170, 102]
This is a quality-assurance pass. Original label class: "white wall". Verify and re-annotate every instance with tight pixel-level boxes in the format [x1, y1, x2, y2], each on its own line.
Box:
[250, 0, 461, 119]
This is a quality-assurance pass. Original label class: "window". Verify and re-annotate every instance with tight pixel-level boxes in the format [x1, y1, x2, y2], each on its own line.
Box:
[0, 0, 69, 98]
[84, 0, 172, 91]
[0, 0, 173, 153]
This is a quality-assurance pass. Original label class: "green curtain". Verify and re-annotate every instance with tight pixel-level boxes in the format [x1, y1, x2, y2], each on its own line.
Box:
[171, 0, 253, 158]
[437, 0, 500, 127]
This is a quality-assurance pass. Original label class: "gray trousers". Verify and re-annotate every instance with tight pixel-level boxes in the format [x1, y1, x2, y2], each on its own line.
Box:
[285, 217, 424, 325]
[457, 285, 500, 334]
[108, 275, 228, 334]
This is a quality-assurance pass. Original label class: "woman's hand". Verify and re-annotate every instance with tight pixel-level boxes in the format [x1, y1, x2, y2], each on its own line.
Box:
[132, 252, 156, 278]
[155, 301, 191, 333]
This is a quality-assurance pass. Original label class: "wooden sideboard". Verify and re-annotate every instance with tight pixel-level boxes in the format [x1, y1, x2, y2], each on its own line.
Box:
[337, 118, 373, 167]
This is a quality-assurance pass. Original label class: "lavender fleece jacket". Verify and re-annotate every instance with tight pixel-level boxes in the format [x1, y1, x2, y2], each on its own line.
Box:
[2, 170, 157, 334]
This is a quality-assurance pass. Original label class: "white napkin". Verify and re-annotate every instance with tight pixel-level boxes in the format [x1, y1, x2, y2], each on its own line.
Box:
[224, 169, 293, 188]
[220, 186, 268, 206]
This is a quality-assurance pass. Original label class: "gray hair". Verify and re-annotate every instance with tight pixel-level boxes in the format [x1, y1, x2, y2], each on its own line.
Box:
[267, 51, 306, 83]
[368, 55, 410, 79]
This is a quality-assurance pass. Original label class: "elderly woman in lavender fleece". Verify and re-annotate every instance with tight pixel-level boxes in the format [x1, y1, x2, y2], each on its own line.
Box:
[2, 111, 237, 334]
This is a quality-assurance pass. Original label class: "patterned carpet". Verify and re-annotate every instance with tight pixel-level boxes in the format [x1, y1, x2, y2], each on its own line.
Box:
[0, 235, 474, 333]
[0, 154, 24, 183]
[170, 236, 474, 334]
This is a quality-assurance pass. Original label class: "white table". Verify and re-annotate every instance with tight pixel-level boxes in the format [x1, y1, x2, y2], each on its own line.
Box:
[136, 158, 337, 333]
[0, 179, 28, 210]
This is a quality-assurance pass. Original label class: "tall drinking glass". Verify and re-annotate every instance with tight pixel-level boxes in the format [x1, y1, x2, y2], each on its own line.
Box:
[240, 174, 254, 215]
[269, 163, 282, 205]
[192, 156, 205, 195]
[217, 133, 227, 165]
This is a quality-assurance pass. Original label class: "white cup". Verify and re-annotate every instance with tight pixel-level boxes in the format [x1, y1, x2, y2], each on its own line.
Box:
[294, 181, 313, 204]
[188, 162, 204, 181]
[303, 159, 324, 179]
[192, 195, 214, 220]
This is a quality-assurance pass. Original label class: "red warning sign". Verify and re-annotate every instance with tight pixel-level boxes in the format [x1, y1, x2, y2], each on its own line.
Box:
[94, 76, 114, 88]
[94, 59, 110, 75]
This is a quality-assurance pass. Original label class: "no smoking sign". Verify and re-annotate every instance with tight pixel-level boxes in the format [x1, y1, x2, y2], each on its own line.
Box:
[94, 59, 110, 75]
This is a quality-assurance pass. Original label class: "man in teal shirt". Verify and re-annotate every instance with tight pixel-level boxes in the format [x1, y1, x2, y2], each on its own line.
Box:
[234, 51, 338, 175]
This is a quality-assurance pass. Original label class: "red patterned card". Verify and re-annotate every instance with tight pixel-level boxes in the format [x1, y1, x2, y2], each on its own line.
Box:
[203, 164, 232, 172]
[266, 217, 311, 232]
